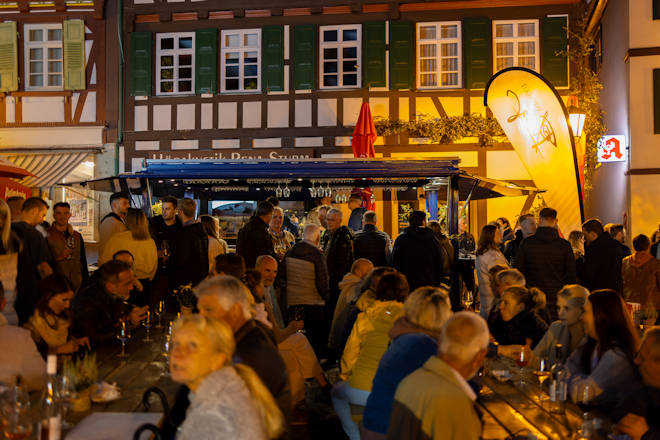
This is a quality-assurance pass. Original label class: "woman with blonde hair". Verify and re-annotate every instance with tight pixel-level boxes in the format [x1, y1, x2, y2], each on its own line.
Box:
[200, 215, 228, 274]
[99, 208, 158, 304]
[0, 199, 20, 324]
[361, 286, 452, 439]
[475, 224, 509, 319]
[170, 314, 283, 439]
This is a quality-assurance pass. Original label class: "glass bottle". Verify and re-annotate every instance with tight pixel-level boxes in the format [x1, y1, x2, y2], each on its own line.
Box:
[40, 355, 61, 440]
[549, 344, 568, 414]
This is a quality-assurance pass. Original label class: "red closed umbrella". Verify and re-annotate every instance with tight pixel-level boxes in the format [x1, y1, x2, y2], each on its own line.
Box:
[351, 103, 376, 209]
[351, 102, 377, 158]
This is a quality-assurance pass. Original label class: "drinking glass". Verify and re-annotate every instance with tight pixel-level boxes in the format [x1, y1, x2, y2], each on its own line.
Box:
[116, 321, 130, 358]
[293, 306, 306, 334]
[143, 309, 153, 342]
[161, 240, 170, 258]
[461, 289, 474, 311]
[1, 388, 32, 440]
[534, 358, 551, 402]
[516, 349, 530, 386]
[57, 374, 73, 430]
[65, 236, 75, 260]
[155, 301, 165, 329]
[160, 335, 171, 377]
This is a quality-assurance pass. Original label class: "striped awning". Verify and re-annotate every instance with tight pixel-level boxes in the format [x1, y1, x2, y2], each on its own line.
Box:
[0, 145, 104, 188]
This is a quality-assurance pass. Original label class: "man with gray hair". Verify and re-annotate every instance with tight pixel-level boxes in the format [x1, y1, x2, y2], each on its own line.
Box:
[195, 275, 292, 431]
[281, 223, 329, 355]
[387, 312, 488, 440]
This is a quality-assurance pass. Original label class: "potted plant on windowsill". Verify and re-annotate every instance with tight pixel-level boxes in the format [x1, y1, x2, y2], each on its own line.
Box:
[63, 352, 98, 412]
[174, 284, 196, 315]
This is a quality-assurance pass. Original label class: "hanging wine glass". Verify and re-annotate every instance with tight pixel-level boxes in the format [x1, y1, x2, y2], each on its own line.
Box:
[341, 193, 348, 203]
[335, 193, 342, 204]
[325, 183, 332, 197]
[309, 182, 316, 198]
[275, 183, 283, 198]
[371, 193, 377, 204]
[283, 183, 290, 198]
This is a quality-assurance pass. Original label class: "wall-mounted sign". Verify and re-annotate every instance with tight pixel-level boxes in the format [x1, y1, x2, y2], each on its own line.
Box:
[146, 149, 316, 161]
[485, 68, 583, 234]
[597, 135, 627, 162]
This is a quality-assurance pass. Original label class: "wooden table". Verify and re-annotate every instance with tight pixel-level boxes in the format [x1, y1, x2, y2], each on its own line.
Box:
[478, 357, 585, 440]
[65, 320, 180, 433]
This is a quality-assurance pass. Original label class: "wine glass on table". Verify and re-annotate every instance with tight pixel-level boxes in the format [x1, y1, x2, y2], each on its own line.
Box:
[293, 306, 306, 334]
[117, 320, 130, 358]
[143, 309, 153, 342]
[57, 374, 73, 430]
[461, 289, 474, 311]
[517, 348, 530, 386]
[2, 388, 32, 440]
[155, 300, 165, 329]
[534, 358, 551, 404]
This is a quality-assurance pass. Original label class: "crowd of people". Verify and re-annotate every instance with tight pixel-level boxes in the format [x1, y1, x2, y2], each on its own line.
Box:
[0, 191, 659, 440]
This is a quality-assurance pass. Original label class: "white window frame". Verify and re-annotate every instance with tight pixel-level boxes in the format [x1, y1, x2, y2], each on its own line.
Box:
[319, 24, 361, 89]
[492, 19, 540, 73]
[220, 28, 261, 93]
[416, 21, 462, 89]
[156, 32, 195, 96]
[24, 23, 63, 91]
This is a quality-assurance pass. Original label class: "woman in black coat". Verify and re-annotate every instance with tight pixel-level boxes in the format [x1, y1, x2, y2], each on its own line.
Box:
[489, 285, 548, 349]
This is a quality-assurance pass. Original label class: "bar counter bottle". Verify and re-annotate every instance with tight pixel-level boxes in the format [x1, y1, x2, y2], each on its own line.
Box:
[549, 344, 568, 414]
[40, 355, 61, 440]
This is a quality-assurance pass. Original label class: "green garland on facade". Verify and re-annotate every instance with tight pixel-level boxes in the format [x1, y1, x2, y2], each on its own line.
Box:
[374, 114, 505, 147]
[565, 19, 606, 196]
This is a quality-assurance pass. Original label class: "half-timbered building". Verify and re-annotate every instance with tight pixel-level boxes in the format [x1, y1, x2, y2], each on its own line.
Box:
[0, 0, 112, 240]
[123, 0, 579, 235]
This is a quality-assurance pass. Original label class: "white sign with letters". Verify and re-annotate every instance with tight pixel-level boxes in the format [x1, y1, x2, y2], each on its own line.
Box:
[597, 135, 627, 162]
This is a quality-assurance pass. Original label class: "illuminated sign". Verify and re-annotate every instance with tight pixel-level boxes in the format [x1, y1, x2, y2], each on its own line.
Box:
[597, 135, 627, 162]
[485, 68, 583, 234]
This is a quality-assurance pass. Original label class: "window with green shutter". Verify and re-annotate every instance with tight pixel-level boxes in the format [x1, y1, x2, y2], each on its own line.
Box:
[0, 21, 17, 92]
[654, 69, 660, 134]
[463, 18, 491, 89]
[130, 32, 152, 96]
[262, 25, 284, 92]
[389, 21, 414, 90]
[63, 19, 85, 90]
[542, 16, 568, 88]
[293, 24, 316, 90]
[195, 28, 217, 94]
[363, 21, 386, 88]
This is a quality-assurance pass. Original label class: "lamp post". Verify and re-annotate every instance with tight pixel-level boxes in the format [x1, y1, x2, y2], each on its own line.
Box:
[567, 95, 586, 138]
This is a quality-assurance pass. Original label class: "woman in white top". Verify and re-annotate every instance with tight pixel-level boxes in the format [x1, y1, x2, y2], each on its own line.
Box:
[99, 208, 158, 283]
[200, 215, 228, 274]
[475, 223, 509, 318]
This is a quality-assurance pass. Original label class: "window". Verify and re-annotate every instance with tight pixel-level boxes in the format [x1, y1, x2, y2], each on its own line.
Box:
[493, 20, 539, 72]
[221, 29, 260, 92]
[416, 22, 461, 88]
[320, 25, 361, 88]
[156, 33, 194, 95]
[24, 24, 63, 90]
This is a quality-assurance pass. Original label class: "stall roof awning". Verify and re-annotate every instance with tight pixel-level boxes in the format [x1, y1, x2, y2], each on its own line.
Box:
[69, 158, 541, 200]
[0, 145, 104, 188]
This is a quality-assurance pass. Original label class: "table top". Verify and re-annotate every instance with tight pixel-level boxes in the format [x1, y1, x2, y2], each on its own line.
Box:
[478, 357, 586, 440]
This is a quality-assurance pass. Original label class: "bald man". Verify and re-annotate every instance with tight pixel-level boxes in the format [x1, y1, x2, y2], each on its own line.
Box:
[255, 255, 286, 328]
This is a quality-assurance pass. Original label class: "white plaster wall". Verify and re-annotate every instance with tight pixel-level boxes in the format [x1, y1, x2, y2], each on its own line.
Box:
[629, 55, 660, 169]
[201, 103, 213, 129]
[0, 126, 103, 145]
[253, 138, 282, 148]
[369, 97, 389, 119]
[80, 91, 96, 122]
[343, 97, 363, 126]
[22, 97, 64, 123]
[630, 174, 660, 238]
[135, 141, 159, 150]
[267, 101, 289, 128]
[629, 0, 660, 48]
[295, 100, 312, 127]
[212, 139, 240, 149]
[243, 101, 262, 128]
[486, 151, 531, 180]
[153, 105, 171, 131]
[295, 137, 323, 147]
[134, 106, 148, 131]
[318, 98, 337, 126]
[218, 102, 237, 129]
[171, 140, 199, 150]
[5, 97, 14, 123]
[176, 104, 195, 130]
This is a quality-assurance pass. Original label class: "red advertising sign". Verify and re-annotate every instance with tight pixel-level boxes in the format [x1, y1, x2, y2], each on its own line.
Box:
[597, 135, 627, 162]
[0, 178, 32, 200]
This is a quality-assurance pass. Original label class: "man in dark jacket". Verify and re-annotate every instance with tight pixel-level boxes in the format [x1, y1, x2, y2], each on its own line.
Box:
[169, 198, 208, 290]
[392, 210, 445, 291]
[149, 196, 181, 304]
[196, 275, 292, 434]
[503, 213, 537, 266]
[323, 208, 354, 315]
[605, 223, 632, 257]
[515, 208, 575, 318]
[237, 201, 275, 269]
[71, 260, 148, 347]
[354, 210, 391, 267]
[347, 193, 367, 233]
[582, 218, 629, 293]
[614, 327, 660, 440]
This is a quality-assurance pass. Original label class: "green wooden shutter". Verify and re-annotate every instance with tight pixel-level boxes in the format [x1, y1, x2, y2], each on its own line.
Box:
[130, 32, 152, 96]
[389, 21, 414, 90]
[542, 16, 568, 88]
[654, 69, 660, 134]
[0, 21, 17, 92]
[293, 24, 316, 90]
[363, 21, 386, 88]
[262, 25, 284, 92]
[463, 18, 491, 89]
[195, 28, 217, 94]
[63, 19, 86, 90]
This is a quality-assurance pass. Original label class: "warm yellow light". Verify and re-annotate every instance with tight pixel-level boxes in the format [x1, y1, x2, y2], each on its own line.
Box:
[569, 110, 585, 137]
